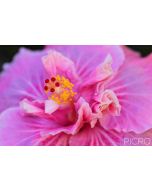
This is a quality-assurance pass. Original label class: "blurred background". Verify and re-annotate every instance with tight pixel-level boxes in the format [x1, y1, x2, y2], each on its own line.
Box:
[0, 45, 152, 71]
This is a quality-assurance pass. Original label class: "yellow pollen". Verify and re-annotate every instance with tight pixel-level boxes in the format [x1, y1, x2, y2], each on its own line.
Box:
[44, 75, 76, 104]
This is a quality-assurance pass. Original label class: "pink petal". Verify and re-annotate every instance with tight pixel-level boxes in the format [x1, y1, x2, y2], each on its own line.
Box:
[42, 50, 79, 82]
[0, 107, 75, 145]
[72, 97, 93, 134]
[69, 124, 123, 146]
[121, 46, 141, 62]
[45, 100, 59, 114]
[46, 46, 125, 80]
[20, 99, 59, 119]
[46, 97, 94, 135]
[0, 108, 41, 145]
[0, 97, 95, 145]
[20, 99, 44, 115]
[36, 133, 70, 146]
[0, 48, 47, 112]
[102, 54, 152, 133]
[79, 54, 113, 87]
[94, 89, 121, 116]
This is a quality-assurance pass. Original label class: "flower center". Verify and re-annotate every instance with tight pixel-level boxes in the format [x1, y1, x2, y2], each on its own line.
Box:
[44, 75, 76, 104]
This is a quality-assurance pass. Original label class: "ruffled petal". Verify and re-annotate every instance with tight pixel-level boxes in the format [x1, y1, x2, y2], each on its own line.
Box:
[0, 96, 95, 145]
[44, 100, 59, 114]
[42, 50, 79, 83]
[20, 99, 44, 115]
[69, 124, 123, 146]
[0, 48, 47, 112]
[72, 97, 93, 133]
[20, 99, 60, 119]
[46, 45, 125, 80]
[102, 54, 152, 133]
[46, 97, 94, 135]
[36, 133, 70, 146]
[79, 54, 113, 87]
[93, 89, 121, 116]
[0, 107, 75, 145]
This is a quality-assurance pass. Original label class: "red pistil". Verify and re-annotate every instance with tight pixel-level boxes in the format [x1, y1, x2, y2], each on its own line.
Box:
[55, 82, 60, 87]
[45, 79, 49, 83]
[50, 88, 55, 92]
[44, 86, 48, 91]
[51, 77, 56, 82]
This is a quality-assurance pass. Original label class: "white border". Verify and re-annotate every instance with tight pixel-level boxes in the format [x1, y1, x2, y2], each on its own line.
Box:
[0, 0, 152, 44]
[0, 147, 152, 190]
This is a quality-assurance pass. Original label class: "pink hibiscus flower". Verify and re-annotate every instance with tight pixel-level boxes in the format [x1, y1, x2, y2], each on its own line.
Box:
[0, 45, 152, 146]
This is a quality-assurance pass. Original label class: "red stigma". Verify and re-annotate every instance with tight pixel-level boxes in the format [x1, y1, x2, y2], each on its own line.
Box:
[50, 88, 55, 92]
[44, 86, 48, 91]
[45, 79, 49, 83]
[55, 82, 60, 87]
[51, 77, 56, 82]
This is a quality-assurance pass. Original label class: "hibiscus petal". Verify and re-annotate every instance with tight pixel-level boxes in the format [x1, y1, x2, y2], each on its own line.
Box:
[0, 108, 41, 145]
[0, 107, 75, 145]
[44, 100, 59, 114]
[0, 48, 48, 112]
[94, 89, 121, 116]
[20, 99, 44, 115]
[69, 124, 123, 146]
[121, 46, 141, 62]
[46, 45, 125, 80]
[20, 99, 60, 119]
[42, 50, 79, 82]
[36, 133, 70, 146]
[102, 54, 152, 133]
[79, 54, 113, 87]
[71, 97, 93, 134]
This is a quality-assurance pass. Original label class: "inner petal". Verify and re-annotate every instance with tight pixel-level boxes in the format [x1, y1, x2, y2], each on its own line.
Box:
[93, 89, 121, 117]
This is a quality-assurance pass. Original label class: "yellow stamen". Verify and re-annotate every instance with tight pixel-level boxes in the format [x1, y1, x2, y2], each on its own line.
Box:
[44, 75, 76, 104]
